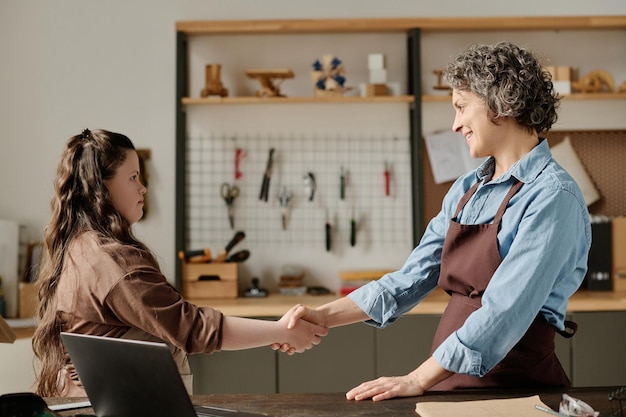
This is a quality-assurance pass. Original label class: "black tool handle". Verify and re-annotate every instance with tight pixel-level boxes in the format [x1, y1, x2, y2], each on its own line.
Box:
[326, 222, 331, 252]
[259, 176, 269, 201]
[226, 249, 250, 263]
[350, 218, 356, 247]
[224, 231, 246, 254]
[178, 248, 209, 260]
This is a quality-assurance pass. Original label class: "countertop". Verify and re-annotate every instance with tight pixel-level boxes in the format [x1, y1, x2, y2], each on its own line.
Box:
[10, 289, 626, 339]
[188, 288, 626, 317]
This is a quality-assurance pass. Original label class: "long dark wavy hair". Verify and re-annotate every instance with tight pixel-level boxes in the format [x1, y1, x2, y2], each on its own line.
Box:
[444, 41, 560, 134]
[32, 129, 151, 396]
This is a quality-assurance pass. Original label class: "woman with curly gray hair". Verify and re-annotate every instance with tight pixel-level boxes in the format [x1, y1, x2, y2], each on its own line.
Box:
[278, 42, 591, 400]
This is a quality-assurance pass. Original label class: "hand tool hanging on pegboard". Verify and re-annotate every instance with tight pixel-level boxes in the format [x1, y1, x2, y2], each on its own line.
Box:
[220, 182, 240, 229]
[259, 148, 274, 202]
[384, 161, 391, 197]
[278, 186, 292, 230]
[304, 172, 316, 201]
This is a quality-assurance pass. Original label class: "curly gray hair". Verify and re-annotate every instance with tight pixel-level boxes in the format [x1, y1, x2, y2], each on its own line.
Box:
[443, 42, 560, 134]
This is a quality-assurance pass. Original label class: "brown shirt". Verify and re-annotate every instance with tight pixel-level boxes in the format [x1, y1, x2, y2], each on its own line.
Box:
[55, 231, 223, 395]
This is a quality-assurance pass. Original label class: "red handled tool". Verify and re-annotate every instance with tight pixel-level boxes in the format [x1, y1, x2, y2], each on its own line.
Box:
[384, 162, 390, 197]
[234, 148, 246, 180]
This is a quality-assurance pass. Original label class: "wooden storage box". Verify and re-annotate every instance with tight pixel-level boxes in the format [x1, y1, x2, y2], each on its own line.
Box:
[18, 282, 38, 318]
[182, 262, 238, 299]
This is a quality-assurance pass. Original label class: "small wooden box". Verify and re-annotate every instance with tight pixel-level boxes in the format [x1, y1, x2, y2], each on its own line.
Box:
[366, 83, 387, 96]
[182, 262, 238, 299]
[18, 282, 38, 318]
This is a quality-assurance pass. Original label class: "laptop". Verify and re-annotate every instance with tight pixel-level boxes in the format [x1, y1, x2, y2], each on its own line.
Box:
[60, 332, 268, 417]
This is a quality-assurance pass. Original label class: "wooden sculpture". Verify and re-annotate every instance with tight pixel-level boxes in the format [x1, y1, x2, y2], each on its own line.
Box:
[245, 69, 294, 97]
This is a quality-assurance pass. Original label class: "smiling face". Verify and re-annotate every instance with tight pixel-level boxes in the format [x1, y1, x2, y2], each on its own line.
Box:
[451, 89, 504, 159]
[104, 149, 146, 224]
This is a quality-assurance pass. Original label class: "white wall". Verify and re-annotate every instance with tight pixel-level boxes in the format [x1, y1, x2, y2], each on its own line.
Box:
[1, 0, 626, 291]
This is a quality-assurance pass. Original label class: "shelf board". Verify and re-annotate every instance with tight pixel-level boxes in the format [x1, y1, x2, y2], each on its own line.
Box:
[176, 16, 626, 35]
[183, 93, 626, 105]
[423, 92, 626, 103]
[182, 95, 415, 105]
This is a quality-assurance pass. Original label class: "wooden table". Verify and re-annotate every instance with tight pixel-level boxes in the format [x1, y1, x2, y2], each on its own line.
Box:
[47, 386, 622, 416]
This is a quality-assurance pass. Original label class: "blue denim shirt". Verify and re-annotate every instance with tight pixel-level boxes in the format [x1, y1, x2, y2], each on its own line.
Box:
[349, 139, 591, 377]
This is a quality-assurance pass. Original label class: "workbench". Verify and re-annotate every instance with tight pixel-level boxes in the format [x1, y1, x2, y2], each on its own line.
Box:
[46, 386, 624, 417]
[186, 289, 626, 394]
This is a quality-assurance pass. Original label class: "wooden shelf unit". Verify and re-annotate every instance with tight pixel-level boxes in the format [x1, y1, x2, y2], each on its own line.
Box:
[175, 16, 626, 288]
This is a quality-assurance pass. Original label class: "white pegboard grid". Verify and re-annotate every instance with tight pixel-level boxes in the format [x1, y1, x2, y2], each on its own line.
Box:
[185, 132, 413, 255]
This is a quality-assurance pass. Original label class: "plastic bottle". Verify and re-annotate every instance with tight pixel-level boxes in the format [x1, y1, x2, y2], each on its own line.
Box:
[0, 276, 6, 317]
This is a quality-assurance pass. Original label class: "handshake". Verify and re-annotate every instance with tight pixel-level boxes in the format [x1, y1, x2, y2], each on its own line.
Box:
[272, 304, 327, 355]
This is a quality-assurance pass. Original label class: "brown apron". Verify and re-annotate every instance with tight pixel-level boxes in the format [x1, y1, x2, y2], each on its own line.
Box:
[429, 180, 572, 390]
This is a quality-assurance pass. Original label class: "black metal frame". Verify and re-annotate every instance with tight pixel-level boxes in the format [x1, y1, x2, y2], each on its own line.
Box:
[175, 31, 187, 289]
[174, 26, 425, 289]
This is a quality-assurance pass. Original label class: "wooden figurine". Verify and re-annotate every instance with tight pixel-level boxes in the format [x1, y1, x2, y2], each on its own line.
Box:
[245, 69, 294, 97]
[311, 55, 349, 96]
[571, 70, 615, 93]
[433, 69, 451, 92]
[200, 64, 228, 97]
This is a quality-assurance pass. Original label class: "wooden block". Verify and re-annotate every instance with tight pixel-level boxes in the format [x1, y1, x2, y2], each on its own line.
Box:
[18, 282, 37, 318]
[556, 66, 572, 81]
[182, 280, 238, 299]
[366, 83, 387, 96]
[612, 216, 626, 291]
[368, 53, 385, 70]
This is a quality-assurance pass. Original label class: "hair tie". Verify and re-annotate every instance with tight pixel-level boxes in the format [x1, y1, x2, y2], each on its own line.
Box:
[80, 128, 91, 140]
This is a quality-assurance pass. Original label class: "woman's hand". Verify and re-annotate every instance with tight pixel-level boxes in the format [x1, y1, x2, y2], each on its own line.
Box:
[274, 304, 328, 354]
[346, 357, 453, 401]
[346, 374, 425, 401]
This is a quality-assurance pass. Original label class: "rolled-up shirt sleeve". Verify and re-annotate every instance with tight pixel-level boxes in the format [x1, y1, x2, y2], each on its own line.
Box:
[105, 269, 224, 354]
[348, 194, 453, 327]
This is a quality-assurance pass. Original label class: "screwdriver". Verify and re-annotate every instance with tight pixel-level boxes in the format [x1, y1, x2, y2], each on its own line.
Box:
[325, 209, 332, 252]
[350, 208, 356, 247]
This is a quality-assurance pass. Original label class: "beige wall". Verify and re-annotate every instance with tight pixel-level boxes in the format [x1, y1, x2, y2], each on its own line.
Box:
[1, 0, 625, 289]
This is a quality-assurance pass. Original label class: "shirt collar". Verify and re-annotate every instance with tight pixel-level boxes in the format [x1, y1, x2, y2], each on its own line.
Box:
[475, 138, 551, 184]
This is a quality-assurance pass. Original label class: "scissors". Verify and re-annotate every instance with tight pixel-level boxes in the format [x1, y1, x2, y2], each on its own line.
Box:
[220, 182, 240, 229]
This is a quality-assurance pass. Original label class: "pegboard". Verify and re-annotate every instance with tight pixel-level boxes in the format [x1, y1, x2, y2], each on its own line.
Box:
[185, 133, 413, 257]
[545, 130, 626, 217]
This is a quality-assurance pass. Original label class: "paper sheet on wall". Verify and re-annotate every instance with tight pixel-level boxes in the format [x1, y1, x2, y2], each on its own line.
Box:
[415, 395, 554, 417]
[424, 131, 486, 184]
[549, 136, 600, 206]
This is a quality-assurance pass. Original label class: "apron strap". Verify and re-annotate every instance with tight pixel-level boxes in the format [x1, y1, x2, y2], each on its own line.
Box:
[453, 181, 481, 219]
[453, 179, 524, 223]
[557, 320, 578, 338]
[493, 180, 523, 224]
